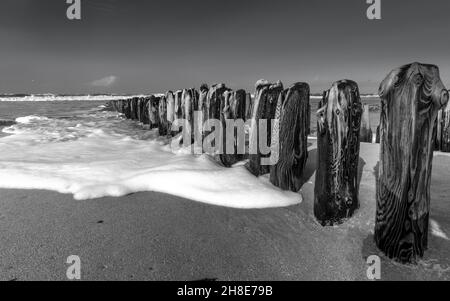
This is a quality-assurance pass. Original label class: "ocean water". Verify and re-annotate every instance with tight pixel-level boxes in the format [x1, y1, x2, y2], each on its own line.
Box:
[0, 95, 381, 208]
[0, 97, 301, 208]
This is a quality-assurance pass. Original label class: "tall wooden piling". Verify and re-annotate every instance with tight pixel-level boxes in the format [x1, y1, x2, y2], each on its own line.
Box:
[148, 95, 160, 129]
[314, 80, 363, 226]
[158, 95, 168, 136]
[375, 63, 449, 263]
[441, 101, 450, 152]
[197, 84, 209, 147]
[248, 80, 283, 176]
[166, 91, 176, 136]
[245, 93, 253, 121]
[220, 89, 247, 167]
[203, 84, 230, 154]
[270, 82, 310, 192]
[181, 88, 197, 144]
[174, 90, 183, 121]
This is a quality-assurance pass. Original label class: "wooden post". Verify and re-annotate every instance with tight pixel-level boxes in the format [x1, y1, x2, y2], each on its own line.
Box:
[245, 93, 253, 121]
[138, 97, 149, 124]
[148, 95, 160, 129]
[174, 90, 183, 121]
[129, 98, 135, 119]
[158, 95, 168, 136]
[181, 88, 196, 145]
[166, 91, 176, 136]
[116, 100, 123, 113]
[434, 109, 442, 151]
[137, 98, 142, 123]
[375, 63, 448, 263]
[197, 84, 209, 147]
[248, 80, 283, 176]
[198, 84, 209, 119]
[204, 84, 230, 154]
[220, 89, 247, 167]
[132, 97, 139, 120]
[314, 79, 363, 226]
[125, 99, 132, 119]
[441, 101, 450, 152]
[359, 104, 373, 143]
[270, 82, 310, 192]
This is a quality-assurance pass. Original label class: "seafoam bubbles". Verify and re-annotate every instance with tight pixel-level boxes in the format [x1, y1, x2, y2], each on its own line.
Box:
[0, 112, 302, 209]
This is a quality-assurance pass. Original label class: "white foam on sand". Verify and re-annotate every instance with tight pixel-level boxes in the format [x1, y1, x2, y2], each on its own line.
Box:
[430, 219, 450, 241]
[0, 113, 301, 209]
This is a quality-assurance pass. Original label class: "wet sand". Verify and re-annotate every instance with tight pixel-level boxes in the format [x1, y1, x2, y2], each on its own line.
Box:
[0, 143, 449, 281]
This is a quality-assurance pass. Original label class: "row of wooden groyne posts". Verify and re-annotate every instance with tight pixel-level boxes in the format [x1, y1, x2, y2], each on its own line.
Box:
[108, 62, 449, 264]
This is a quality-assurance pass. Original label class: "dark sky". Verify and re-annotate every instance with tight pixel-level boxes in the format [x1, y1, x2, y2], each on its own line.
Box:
[1, 0, 449, 94]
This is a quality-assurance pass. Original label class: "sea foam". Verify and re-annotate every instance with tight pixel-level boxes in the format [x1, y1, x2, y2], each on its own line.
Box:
[0, 112, 301, 208]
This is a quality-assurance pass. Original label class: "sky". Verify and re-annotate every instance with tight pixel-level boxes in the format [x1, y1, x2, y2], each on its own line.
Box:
[0, 0, 449, 94]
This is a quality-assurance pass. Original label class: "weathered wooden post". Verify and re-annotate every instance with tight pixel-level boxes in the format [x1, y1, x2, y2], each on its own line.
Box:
[314, 79, 363, 226]
[359, 104, 373, 143]
[198, 84, 209, 116]
[158, 95, 169, 136]
[129, 98, 135, 119]
[181, 88, 197, 146]
[440, 101, 450, 152]
[197, 84, 209, 147]
[203, 84, 230, 154]
[166, 91, 176, 136]
[248, 80, 283, 176]
[138, 97, 149, 125]
[116, 100, 123, 113]
[137, 98, 143, 123]
[121, 100, 128, 118]
[131, 97, 139, 120]
[125, 99, 132, 119]
[220, 89, 247, 167]
[270, 82, 310, 192]
[245, 92, 253, 121]
[434, 109, 443, 151]
[374, 63, 448, 263]
[148, 95, 160, 129]
[174, 90, 183, 121]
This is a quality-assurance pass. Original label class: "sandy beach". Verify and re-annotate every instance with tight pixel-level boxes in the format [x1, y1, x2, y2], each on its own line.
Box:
[1, 142, 449, 281]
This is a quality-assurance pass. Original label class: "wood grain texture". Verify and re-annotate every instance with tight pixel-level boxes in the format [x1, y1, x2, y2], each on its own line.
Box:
[131, 97, 139, 120]
[248, 80, 284, 176]
[204, 84, 230, 151]
[174, 90, 183, 121]
[433, 109, 442, 151]
[158, 95, 169, 136]
[375, 125, 380, 144]
[148, 95, 160, 129]
[270, 82, 310, 192]
[165, 91, 175, 136]
[375, 63, 449, 263]
[181, 88, 198, 145]
[440, 101, 450, 152]
[139, 97, 150, 125]
[198, 84, 209, 146]
[220, 89, 247, 167]
[245, 93, 253, 121]
[314, 80, 363, 226]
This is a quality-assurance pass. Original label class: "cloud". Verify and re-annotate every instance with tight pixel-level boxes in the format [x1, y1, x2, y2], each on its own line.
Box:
[90, 75, 117, 87]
